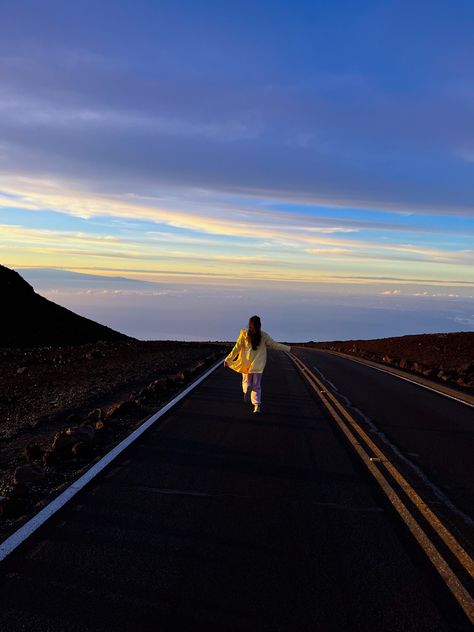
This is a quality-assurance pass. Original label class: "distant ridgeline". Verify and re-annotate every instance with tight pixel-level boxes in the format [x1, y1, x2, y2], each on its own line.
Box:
[0, 265, 131, 347]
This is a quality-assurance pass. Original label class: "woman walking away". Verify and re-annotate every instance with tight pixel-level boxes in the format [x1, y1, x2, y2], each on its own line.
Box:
[224, 315, 291, 414]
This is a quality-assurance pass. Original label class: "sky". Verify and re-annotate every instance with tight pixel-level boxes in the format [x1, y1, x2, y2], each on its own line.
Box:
[1, 0, 473, 340]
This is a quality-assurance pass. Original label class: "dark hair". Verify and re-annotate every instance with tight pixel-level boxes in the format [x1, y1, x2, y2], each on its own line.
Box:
[248, 315, 262, 350]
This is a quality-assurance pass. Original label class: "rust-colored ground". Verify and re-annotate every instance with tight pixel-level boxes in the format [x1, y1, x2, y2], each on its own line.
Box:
[303, 331, 474, 389]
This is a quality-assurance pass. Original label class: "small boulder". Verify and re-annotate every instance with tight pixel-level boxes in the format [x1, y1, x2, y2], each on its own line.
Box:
[107, 399, 141, 419]
[51, 425, 95, 454]
[95, 420, 106, 431]
[14, 464, 46, 486]
[67, 425, 95, 442]
[72, 441, 92, 458]
[0, 496, 29, 519]
[16, 366, 29, 375]
[23, 443, 45, 462]
[175, 370, 186, 383]
[148, 378, 167, 392]
[66, 412, 81, 424]
[87, 408, 103, 422]
[42, 450, 57, 467]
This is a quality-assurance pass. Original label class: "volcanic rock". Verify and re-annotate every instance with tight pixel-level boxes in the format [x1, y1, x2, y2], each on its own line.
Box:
[87, 408, 103, 422]
[107, 399, 142, 419]
[0, 265, 131, 348]
[23, 444, 46, 462]
[14, 464, 46, 485]
[72, 441, 92, 458]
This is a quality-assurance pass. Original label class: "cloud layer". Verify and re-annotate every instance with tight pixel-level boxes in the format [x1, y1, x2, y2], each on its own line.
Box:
[1, 1, 474, 338]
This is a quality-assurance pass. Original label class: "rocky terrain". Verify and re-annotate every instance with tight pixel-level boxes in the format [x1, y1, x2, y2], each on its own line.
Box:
[0, 266, 229, 537]
[303, 331, 474, 390]
[0, 339, 227, 535]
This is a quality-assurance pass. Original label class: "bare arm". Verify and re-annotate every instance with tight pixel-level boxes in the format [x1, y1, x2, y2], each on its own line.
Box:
[264, 332, 291, 353]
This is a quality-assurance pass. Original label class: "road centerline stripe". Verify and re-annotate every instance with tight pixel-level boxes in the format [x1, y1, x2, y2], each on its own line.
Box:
[289, 352, 474, 624]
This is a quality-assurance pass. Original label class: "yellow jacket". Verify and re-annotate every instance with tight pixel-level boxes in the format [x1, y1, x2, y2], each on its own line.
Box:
[225, 329, 291, 374]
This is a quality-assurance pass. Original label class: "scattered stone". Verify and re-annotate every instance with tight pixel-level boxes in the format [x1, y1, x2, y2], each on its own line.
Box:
[190, 361, 205, 374]
[148, 378, 167, 392]
[16, 366, 29, 375]
[72, 441, 92, 458]
[95, 420, 106, 431]
[107, 399, 142, 419]
[23, 443, 45, 462]
[399, 358, 409, 369]
[9, 482, 29, 499]
[382, 356, 392, 364]
[422, 368, 435, 377]
[87, 408, 102, 422]
[412, 362, 424, 373]
[85, 349, 104, 360]
[42, 450, 57, 467]
[166, 375, 177, 388]
[0, 496, 29, 519]
[14, 464, 46, 485]
[175, 370, 186, 383]
[67, 425, 95, 441]
[51, 425, 95, 454]
[66, 412, 81, 424]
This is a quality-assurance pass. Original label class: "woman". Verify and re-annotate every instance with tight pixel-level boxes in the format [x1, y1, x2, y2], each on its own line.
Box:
[224, 315, 291, 413]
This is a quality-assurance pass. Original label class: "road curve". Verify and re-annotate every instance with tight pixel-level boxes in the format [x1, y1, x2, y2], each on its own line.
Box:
[0, 352, 470, 631]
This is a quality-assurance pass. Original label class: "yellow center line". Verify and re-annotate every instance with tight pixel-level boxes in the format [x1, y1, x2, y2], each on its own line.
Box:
[288, 352, 474, 624]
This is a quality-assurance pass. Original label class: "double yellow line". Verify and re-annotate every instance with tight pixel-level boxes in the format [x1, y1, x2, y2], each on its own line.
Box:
[289, 352, 474, 624]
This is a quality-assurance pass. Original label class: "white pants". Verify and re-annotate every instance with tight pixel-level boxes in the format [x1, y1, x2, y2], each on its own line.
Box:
[242, 373, 262, 405]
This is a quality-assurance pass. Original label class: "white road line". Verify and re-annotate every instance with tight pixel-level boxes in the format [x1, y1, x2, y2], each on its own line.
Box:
[0, 358, 224, 563]
[314, 350, 474, 409]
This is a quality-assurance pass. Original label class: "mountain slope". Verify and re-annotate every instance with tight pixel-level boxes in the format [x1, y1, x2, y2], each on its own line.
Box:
[0, 265, 132, 347]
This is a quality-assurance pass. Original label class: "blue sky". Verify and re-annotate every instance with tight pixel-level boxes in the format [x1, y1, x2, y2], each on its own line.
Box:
[1, 0, 473, 339]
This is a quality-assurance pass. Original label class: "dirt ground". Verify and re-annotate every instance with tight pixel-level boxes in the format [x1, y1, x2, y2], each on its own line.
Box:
[303, 331, 474, 390]
[0, 340, 228, 536]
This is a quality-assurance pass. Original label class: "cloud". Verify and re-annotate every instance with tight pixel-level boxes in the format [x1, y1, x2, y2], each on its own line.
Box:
[1, 41, 474, 217]
[453, 315, 474, 326]
[412, 291, 463, 298]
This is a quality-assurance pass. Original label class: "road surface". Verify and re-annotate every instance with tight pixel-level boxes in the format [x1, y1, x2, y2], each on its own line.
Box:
[293, 348, 474, 533]
[0, 351, 471, 631]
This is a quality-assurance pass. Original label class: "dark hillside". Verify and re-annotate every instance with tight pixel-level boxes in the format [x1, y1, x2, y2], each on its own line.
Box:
[0, 265, 131, 347]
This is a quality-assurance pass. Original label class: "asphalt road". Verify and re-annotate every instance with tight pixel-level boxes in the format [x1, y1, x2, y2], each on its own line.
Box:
[293, 348, 474, 531]
[0, 352, 469, 631]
